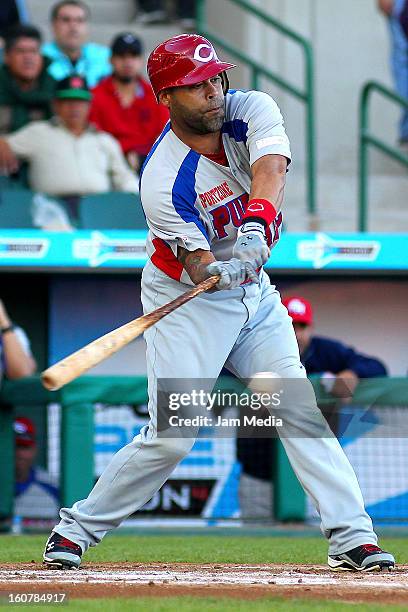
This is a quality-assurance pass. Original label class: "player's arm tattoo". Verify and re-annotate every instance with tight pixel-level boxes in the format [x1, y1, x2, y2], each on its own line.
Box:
[177, 247, 216, 285]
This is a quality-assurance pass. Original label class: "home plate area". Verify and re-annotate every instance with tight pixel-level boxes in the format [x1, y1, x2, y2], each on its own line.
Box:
[1, 564, 408, 604]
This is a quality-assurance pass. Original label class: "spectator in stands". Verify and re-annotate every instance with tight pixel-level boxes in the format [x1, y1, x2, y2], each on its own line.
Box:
[0, 75, 139, 196]
[90, 33, 169, 172]
[282, 296, 387, 392]
[14, 417, 59, 520]
[0, 299, 36, 383]
[42, 0, 111, 88]
[0, 25, 56, 136]
[0, 0, 29, 42]
[237, 295, 387, 521]
[378, 0, 408, 147]
[135, 0, 195, 28]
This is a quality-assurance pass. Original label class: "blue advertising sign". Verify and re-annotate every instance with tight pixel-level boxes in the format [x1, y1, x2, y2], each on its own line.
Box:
[0, 229, 407, 272]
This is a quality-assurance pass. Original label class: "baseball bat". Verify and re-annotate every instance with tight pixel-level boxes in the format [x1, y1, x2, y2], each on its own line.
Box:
[41, 275, 220, 391]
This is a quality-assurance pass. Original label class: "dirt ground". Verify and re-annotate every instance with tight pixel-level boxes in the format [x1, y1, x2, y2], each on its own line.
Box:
[0, 563, 407, 604]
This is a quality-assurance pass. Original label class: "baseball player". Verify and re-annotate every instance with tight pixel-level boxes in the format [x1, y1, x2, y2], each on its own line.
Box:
[43, 34, 395, 573]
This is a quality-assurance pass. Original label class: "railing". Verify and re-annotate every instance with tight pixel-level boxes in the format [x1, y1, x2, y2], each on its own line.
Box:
[0, 376, 148, 517]
[196, 0, 316, 221]
[359, 81, 408, 231]
[0, 375, 302, 521]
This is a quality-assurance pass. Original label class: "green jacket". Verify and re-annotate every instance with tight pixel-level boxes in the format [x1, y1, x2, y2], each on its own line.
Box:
[0, 58, 57, 134]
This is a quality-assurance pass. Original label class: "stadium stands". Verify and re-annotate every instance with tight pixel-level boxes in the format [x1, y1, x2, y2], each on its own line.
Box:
[0, 189, 146, 230]
[78, 192, 147, 230]
[0, 188, 35, 228]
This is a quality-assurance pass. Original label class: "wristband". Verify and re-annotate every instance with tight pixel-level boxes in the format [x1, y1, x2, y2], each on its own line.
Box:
[1, 324, 15, 335]
[238, 220, 266, 237]
[242, 198, 277, 227]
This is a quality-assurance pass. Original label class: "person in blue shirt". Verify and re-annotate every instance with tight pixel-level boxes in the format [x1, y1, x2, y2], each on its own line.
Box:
[282, 296, 387, 397]
[377, 0, 408, 146]
[42, 0, 111, 88]
[237, 295, 387, 521]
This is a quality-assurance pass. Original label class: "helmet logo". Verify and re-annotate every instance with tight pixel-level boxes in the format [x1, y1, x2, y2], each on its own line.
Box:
[193, 44, 217, 63]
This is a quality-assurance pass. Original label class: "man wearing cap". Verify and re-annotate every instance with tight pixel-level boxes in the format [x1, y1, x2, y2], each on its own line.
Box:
[283, 296, 387, 397]
[90, 33, 168, 172]
[14, 416, 59, 520]
[0, 74, 139, 195]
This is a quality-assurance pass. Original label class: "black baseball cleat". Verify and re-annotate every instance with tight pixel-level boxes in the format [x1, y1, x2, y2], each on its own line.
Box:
[328, 544, 395, 572]
[43, 532, 82, 569]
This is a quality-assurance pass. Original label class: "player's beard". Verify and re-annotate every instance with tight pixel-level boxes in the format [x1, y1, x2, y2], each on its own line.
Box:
[201, 110, 225, 133]
[175, 98, 225, 134]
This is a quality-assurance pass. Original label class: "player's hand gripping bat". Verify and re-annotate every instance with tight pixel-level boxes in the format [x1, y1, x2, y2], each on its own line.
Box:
[41, 275, 219, 391]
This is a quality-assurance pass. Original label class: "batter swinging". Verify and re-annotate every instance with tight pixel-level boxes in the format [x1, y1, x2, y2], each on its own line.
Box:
[43, 34, 394, 573]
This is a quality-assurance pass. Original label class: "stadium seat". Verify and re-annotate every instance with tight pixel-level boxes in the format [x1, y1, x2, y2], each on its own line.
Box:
[0, 176, 13, 190]
[0, 189, 35, 228]
[78, 192, 147, 230]
[0, 175, 28, 191]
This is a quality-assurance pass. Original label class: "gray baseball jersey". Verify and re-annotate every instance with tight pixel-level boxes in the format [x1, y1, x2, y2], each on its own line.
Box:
[140, 89, 290, 284]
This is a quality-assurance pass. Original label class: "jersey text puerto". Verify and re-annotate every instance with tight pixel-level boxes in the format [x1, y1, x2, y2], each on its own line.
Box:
[198, 181, 234, 208]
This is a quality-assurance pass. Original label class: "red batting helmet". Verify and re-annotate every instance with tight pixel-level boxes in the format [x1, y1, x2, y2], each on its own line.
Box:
[147, 34, 236, 99]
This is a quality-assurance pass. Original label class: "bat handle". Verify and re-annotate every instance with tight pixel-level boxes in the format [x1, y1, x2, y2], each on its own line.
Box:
[193, 275, 220, 292]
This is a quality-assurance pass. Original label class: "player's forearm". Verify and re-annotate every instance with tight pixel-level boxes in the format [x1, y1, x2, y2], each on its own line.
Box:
[248, 154, 287, 216]
[177, 247, 216, 285]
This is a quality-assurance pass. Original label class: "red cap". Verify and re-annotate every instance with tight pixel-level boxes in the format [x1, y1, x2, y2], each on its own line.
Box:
[147, 34, 236, 98]
[14, 417, 36, 447]
[282, 296, 313, 326]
